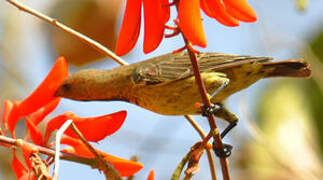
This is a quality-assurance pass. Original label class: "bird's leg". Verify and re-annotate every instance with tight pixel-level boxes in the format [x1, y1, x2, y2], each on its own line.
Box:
[209, 103, 238, 158]
[213, 103, 239, 139]
[200, 74, 237, 138]
[210, 79, 230, 99]
[198, 73, 236, 157]
[199, 73, 229, 117]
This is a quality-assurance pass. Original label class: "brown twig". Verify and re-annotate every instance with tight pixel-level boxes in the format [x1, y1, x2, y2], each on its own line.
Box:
[186, 46, 230, 180]
[69, 123, 122, 180]
[0, 135, 96, 166]
[174, 4, 230, 180]
[30, 153, 52, 180]
[185, 115, 217, 180]
[5, 0, 128, 66]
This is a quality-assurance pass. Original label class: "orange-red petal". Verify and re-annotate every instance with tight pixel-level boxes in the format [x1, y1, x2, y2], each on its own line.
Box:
[223, 0, 257, 22]
[143, 0, 166, 53]
[160, 0, 170, 23]
[11, 151, 27, 179]
[60, 136, 143, 177]
[30, 98, 61, 126]
[43, 112, 71, 144]
[19, 172, 37, 180]
[115, 0, 142, 56]
[3, 100, 14, 131]
[147, 169, 155, 180]
[204, 0, 239, 27]
[200, 0, 215, 18]
[65, 111, 127, 142]
[25, 117, 43, 146]
[103, 153, 143, 177]
[178, 0, 207, 47]
[45, 111, 127, 143]
[18, 57, 68, 117]
[7, 101, 20, 136]
[18, 140, 39, 169]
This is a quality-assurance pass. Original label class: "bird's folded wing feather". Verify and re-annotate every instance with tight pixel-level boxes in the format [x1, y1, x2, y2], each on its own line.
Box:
[133, 52, 272, 85]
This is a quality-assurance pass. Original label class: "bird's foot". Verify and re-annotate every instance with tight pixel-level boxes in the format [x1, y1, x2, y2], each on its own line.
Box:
[212, 143, 233, 158]
[200, 103, 221, 117]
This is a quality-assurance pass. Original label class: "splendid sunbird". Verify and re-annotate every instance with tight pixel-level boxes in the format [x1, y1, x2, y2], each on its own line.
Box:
[55, 52, 311, 137]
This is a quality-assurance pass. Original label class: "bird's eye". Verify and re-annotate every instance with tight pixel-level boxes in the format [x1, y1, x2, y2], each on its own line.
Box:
[62, 83, 71, 91]
[132, 72, 143, 84]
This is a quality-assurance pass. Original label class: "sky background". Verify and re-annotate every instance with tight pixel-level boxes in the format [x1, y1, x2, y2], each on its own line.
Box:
[0, 0, 323, 179]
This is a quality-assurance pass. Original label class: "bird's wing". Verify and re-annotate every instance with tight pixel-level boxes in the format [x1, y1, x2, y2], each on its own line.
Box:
[132, 52, 272, 85]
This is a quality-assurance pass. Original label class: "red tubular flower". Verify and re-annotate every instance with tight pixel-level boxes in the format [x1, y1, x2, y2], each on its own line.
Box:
[11, 143, 39, 180]
[116, 0, 256, 55]
[178, 0, 207, 47]
[60, 136, 143, 177]
[11, 151, 28, 179]
[5, 57, 68, 134]
[25, 117, 44, 146]
[147, 169, 155, 180]
[143, 0, 169, 53]
[30, 98, 61, 126]
[201, 0, 239, 27]
[44, 111, 127, 144]
[200, 0, 257, 26]
[116, 0, 170, 56]
[115, 0, 142, 56]
[18, 57, 68, 117]
[223, 0, 257, 22]
[1, 57, 138, 179]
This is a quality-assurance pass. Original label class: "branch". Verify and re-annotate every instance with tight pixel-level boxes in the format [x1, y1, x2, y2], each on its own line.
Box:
[0, 135, 95, 166]
[5, 0, 128, 66]
[174, 5, 231, 179]
[185, 42, 231, 180]
[69, 123, 122, 180]
[185, 115, 216, 180]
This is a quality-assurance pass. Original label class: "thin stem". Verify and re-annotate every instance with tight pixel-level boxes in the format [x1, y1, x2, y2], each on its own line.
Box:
[0, 135, 94, 166]
[174, 3, 230, 177]
[185, 115, 217, 180]
[185, 42, 231, 180]
[6, 0, 128, 66]
[69, 123, 122, 180]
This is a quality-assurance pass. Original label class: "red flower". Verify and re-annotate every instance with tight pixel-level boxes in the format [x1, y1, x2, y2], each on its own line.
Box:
[5, 57, 68, 135]
[116, 0, 256, 55]
[178, 0, 257, 47]
[1, 57, 141, 178]
[147, 169, 155, 180]
[115, 0, 170, 55]
[60, 136, 143, 177]
[44, 110, 127, 144]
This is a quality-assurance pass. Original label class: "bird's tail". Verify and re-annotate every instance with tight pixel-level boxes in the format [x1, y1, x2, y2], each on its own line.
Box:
[263, 60, 312, 78]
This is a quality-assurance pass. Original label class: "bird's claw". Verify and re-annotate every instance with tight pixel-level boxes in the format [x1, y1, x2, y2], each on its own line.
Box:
[201, 103, 221, 117]
[212, 143, 233, 158]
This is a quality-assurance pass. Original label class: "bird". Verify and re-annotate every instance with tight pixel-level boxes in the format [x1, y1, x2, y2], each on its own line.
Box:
[55, 52, 311, 137]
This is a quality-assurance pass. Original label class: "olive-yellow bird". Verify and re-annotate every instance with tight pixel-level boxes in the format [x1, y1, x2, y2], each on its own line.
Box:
[55, 52, 311, 136]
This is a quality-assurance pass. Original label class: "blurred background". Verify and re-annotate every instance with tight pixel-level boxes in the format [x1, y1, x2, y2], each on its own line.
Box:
[0, 0, 322, 179]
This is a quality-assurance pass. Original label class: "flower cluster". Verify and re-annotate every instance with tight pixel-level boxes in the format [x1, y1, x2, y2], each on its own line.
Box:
[116, 0, 257, 55]
[1, 57, 144, 179]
